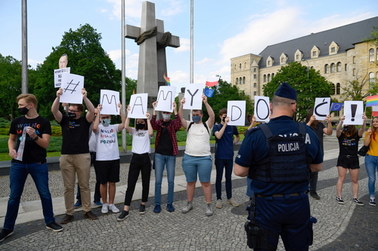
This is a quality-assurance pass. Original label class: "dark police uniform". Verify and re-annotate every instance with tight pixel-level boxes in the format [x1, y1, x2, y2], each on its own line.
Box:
[235, 116, 323, 251]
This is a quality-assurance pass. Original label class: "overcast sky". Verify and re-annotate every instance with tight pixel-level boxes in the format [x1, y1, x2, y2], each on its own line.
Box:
[1, 0, 377, 91]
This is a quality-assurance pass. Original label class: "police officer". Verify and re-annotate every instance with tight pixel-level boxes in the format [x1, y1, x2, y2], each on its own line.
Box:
[234, 82, 323, 251]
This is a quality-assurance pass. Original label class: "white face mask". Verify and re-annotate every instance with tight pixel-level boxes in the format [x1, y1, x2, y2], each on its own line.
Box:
[162, 114, 171, 120]
[102, 118, 111, 126]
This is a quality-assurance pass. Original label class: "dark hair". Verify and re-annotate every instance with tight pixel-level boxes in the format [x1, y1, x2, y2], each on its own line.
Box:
[305, 107, 319, 129]
[69, 104, 84, 112]
[136, 119, 148, 130]
[342, 125, 357, 137]
[219, 108, 227, 116]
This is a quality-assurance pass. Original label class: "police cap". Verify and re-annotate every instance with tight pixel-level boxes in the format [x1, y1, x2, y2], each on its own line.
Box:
[274, 82, 297, 101]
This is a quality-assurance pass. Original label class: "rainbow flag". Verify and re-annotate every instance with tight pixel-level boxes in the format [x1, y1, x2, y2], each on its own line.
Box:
[163, 74, 171, 86]
[365, 95, 378, 107]
[205, 80, 218, 87]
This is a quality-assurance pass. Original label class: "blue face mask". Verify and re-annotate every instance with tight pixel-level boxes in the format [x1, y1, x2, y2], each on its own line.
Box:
[102, 118, 111, 127]
[162, 113, 171, 120]
[192, 115, 201, 123]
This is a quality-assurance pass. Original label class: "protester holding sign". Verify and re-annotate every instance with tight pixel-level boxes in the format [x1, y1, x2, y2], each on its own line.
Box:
[93, 104, 125, 214]
[363, 116, 378, 206]
[118, 110, 153, 221]
[178, 95, 215, 216]
[0, 94, 63, 243]
[51, 88, 98, 224]
[213, 108, 240, 209]
[335, 115, 366, 206]
[151, 101, 182, 213]
[306, 109, 333, 200]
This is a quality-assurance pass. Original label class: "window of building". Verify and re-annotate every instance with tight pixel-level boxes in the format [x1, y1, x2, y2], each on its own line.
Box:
[254, 91, 257, 96]
[253, 83, 257, 88]
[353, 68, 356, 76]
[280, 53, 288, 65]
[253, 74, 257, 79]
[239, 77, 242, 84]
[244, 62, 247, 69]
[239, 63, 242, 70]
[253, 68, 257, 73]
[311, 45, 320, 58]
[263, 74, 266, 82]
[330, 63, 335, 73]
[325, 64, 329, 74]
[337, 62, 342, 72]
[294, 49, 303, 62]
[336, 83, 340, 95]
[331, 83, 335, 95]
[235, 78, 238, 84]
[243, 76, 246, 84]
[267, 74, 271, 82]
[266, 56, 274, 67]
[329, 41, 339, 55]
[370, 72, 375, 86]
[369, 48, 375, 62]
[345, 64, 347, 71]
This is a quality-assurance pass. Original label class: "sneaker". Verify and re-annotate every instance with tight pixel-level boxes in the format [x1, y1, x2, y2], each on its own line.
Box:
[117, 210, 129, 221]
[336, 196, 344, 205]
[109, 204, 120, 213]
[84, 211, 98, 220]
[310, 191, 320, 200]
[228, 198, 240, 207]
[74, 200, 81, 208]
[101, 203, 109, 214]
[353, 198, 364, 206]
[94, 201, 103, 207]
[216, 199, 223, 209]
[0, 229, 14, 243]
[167, 204, 175, 212]
[205, 203, 213, 216]
[60, 214, 74, 224]
[181, 201, 193, 214]
[139, 204, 146, 215]
[46, 222, 63, 232]
[369, 199, 376, 206]
[153, 204, 162, 213]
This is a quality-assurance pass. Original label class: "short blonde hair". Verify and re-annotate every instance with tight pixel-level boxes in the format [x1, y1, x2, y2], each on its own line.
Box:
[16, 94, 38, 108]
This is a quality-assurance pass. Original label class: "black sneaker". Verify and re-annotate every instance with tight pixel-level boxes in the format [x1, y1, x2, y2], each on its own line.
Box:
[46, 222, 63, 232]
[139, 204, 146, 215]
[336, 196, 344, 205]
[369, 199, 376, 206]
[0, 229, 14, 243]
[117, 210, 129, 221]
[310, 191, 320, 200]
[353, 198, 364, 206]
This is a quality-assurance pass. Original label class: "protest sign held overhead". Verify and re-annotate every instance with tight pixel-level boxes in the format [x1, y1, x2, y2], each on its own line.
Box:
[343, 101, 364, 125]
[100, 90, 120, 115]
[183, 84, 204, 110]
[314, 97, 331, 121]
[227, 100, 246, 126]
[155, 86, 176, 112]
[254, 96, 270, 122]
[128, 93, 148, 119]
[59, 73, 84, 104]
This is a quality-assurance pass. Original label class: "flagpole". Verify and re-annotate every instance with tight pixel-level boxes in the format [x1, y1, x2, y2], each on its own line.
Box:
[121, 0, 127, 152]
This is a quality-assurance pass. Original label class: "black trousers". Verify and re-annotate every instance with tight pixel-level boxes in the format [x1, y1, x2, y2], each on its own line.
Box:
[124, 153, 151, 206]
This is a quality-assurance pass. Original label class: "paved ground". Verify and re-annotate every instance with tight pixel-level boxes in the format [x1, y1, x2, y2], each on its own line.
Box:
[0, 135, 377, 250]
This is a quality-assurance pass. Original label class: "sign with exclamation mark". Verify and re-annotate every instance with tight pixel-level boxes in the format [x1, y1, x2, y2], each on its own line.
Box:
[343, 101, 363, 125]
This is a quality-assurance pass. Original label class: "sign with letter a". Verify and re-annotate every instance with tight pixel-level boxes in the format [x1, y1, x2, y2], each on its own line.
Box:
[254, 96, 270, 123]
[128, 93, 148, 119]
[155, 86, 176, 112]
[227, 100, 246, 126]
[183, 84, 204, 110]
[100, 89, 120, 115]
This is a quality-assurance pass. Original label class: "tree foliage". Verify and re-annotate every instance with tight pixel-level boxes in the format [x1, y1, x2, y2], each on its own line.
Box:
[32, 24, 121, 119]
[206, 80, 253, 123]
[263, 62, 333, 121]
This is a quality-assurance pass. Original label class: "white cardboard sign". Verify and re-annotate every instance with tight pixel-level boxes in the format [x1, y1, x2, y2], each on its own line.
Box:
[183, 84, 204, 110]
[54, 67, 70, 88]
[254, 96, 270, 122]
[227, 100, 246, 126]
[343, 101, 363, 125]
[128, 93, 148, 118]
[60, 73, 84, 104]
[314, 97, 331, 121]
[100, 89, 120, 115]
[155, 86, 176, 112]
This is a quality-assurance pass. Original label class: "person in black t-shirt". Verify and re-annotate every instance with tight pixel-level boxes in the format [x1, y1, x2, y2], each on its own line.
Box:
[0, 94, 63, 243]
[51, 88, 98, 224]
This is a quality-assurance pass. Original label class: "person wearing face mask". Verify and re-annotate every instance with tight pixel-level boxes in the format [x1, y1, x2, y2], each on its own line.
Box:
[92, 104, 125, 214]
[178, 95, 215, 216]
[51, 87, 98, 224]
[213, 108, 240, 209]
[117, 109, 154, 221]
[1, 94, 63, 243]
[150, 101, 182, 213]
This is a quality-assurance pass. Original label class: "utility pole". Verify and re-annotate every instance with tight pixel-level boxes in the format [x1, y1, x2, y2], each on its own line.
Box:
[121, 0, 127, 152]
[21, 0, 28, 93]
[190, 0, 194, 84]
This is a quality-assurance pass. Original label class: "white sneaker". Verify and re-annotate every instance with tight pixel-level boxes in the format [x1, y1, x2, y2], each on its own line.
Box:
[215, 199, 223, 209]
[228, 198, 240, 207]
[205, 203, 213, 216]
[181, 201, 193, 214]
[109, 204, 120, 213]
[101, 203, 109, 214]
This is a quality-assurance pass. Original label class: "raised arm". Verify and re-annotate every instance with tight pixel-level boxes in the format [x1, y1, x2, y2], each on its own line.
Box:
[118, 103, 126, 132]
[82, 88, 95, 123]
[215, 118, 228, 140]
[364, 127, 372, 146]
[146, 112, 154, 136]
[92, 105, 101, 133]
[358, 114, 367, 137]
[203, 95, 215, 129]
[324, 115, 333, 135]
[336, 116, 345, 137]
[124, 105, 133, 133]
[178, 98, 188, 129]
[51, 88, 63, 123]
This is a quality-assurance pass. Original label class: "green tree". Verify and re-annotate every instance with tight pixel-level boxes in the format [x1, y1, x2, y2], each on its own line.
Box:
[0, 54, 22, 120]
[32, 24, 121, 119]
[206, 79, 253, 123]
[263, 62, 333, 121]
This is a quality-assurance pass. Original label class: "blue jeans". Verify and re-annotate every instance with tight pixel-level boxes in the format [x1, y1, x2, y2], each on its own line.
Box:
[154, 153, 176, 205]
[365, 154, 378, 198]
[3, 162, 55, 230]
[215, 158, 233, 200]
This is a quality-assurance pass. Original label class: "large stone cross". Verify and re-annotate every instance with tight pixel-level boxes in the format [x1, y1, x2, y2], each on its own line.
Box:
[125, 1, 180, 102]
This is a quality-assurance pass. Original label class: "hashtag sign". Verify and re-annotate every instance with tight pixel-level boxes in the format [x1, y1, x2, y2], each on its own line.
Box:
[64, 79, 80, 94]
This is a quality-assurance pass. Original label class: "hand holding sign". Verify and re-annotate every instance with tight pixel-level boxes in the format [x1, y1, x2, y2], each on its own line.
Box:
[227, 100, 246, 126]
